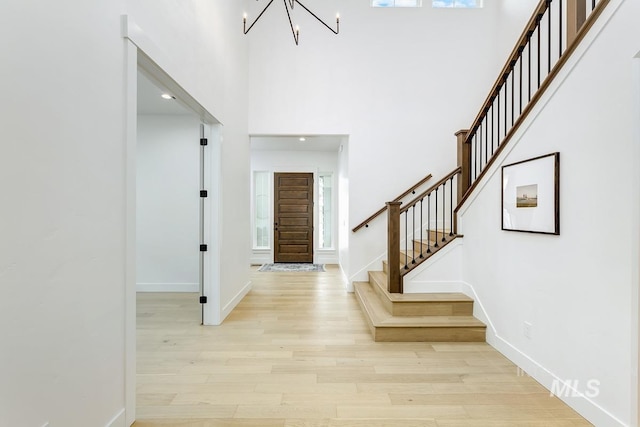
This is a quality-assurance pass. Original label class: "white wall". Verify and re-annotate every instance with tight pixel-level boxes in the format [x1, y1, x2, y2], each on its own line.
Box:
[137, 115, 200, 292]
[246, 0, 538, 283]
[457, 0, 639, 424]
[338, 138, 351, 287]
[0, 0, 250, 425]
[0, 1, 128, 425]
[250, 148, 340, 264]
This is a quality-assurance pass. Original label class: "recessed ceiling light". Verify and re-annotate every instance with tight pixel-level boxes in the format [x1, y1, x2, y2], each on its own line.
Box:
[299, 137, 306, 142]
[161, 93, 175, 100]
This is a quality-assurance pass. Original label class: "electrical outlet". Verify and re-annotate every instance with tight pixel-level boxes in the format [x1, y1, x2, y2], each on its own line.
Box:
[524, 322, 532, 339]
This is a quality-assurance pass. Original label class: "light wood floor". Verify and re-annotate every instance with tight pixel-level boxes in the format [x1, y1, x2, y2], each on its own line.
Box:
[134, 265, 592, 427]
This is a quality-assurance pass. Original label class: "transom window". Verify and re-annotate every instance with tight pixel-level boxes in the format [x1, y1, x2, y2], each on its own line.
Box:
[432, 0, 482, 8]
[372, 0, 422, 7]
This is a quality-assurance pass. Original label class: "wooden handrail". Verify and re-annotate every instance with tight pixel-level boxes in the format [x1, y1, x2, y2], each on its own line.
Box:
[352, 173, 432, 232]
[456, 0, 610, 212]
[400, 167, 461, 215]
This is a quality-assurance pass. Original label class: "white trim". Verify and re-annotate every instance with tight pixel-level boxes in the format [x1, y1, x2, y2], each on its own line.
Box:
[348, 250, 387, 284]
[338, 262, 351, 292]
[123, 38, 137, 427]
[488, 331, 627, 427]
[631, 50, 640, 427]
[122, 15, 223, 422]
[106, 408, 126, 427]
[136, 283, 199, 293]
[221, 281, 253, 323]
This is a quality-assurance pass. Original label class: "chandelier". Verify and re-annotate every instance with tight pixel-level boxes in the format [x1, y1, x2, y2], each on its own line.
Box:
[243, 0, 340, 45]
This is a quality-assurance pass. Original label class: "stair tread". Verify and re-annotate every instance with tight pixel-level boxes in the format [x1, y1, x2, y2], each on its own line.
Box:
[369, 271, 474, 303]
[354, 282, 485, 329]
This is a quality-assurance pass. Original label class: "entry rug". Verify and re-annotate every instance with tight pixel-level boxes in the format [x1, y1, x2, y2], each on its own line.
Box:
[259, 263, 325, 272]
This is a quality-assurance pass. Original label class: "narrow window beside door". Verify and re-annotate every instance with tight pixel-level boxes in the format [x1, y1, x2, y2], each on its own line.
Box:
[318, 173, 333, 249]
[254, 171, 270, 249]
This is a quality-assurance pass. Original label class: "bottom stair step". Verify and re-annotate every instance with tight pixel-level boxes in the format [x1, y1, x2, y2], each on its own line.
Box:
[354, 281, 486, 342]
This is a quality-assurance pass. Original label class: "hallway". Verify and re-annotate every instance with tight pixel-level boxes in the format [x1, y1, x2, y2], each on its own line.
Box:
[134, 265, 590, 426]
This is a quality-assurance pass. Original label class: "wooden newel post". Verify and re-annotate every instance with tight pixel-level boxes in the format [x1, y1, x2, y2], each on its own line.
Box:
[456, 129, 471, 202]
[386, 201, 402, 294]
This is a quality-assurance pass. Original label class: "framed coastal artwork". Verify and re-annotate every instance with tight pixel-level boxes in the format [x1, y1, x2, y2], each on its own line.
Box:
[501, 152, 560, 235]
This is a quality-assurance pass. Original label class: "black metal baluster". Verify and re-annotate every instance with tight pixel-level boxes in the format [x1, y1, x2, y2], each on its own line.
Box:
[511, 66, 515, 127]
[484, 115, 488, 163]
[434, 188, 439, 248]
[528, 36, 532, 101]
[519, 52, 523, 114]
[497, 90, 500, 148]
[404, 211, 408, 269]
[479, 123, 483, 171]
[592, 0, 596, 10]
[449, 176, 454, 236]
[559, 0, 563, 58]
[427, 194, 431, 254]
[419, 198, 424, 259]
[412, 204, 416, 264]
[504, 80, 507, 138]
[474, 133, 478, 180]
[442, 182, 446, 243]
[537, 18, 541, 89]
[548, 0, 552, 74]
[491, 102, 495, 155]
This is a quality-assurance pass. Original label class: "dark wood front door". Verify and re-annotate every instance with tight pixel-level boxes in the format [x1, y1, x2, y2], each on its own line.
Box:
[274, 172, 313, 263]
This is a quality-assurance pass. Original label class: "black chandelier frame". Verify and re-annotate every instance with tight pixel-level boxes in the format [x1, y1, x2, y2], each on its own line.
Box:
[243, 0, 339, 45]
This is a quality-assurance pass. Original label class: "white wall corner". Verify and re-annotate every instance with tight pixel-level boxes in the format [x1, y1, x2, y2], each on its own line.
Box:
[217, 281, 253, 325]
[348, 251, 387, 285]
[106, 409, 126, 427]
[338, 263, 351, 292]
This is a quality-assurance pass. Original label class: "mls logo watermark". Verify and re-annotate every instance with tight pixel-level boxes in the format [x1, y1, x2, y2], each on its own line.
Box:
[550, 379, 600, 398]
[515, 368, 600, 398]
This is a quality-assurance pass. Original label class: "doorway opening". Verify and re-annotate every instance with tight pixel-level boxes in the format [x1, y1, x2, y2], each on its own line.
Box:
[249, 135, 348, 267]
[124, 39, 222, 423]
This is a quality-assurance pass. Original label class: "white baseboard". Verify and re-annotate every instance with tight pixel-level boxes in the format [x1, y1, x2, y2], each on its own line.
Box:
[489, 331, 627, 427]
[349, 251, 387, 284]
[106, 408, 126, 427]
[221, 280, 252, 322]
[136, 282, 198, 292]
[459, 280, 626, 427]
[317, 254, 339, 264]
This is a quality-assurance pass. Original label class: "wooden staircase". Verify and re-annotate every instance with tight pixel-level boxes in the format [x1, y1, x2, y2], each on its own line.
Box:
[354, 238, 486, 342]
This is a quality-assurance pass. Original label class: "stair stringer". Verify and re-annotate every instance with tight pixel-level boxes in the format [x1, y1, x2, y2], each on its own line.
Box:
[403, 237, 464, 293]
[402, 238, 497, 339]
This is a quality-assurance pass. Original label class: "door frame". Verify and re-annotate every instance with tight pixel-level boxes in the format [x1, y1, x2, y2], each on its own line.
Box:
[273, 172, 314, 263]
[123, 16, 222, 425]
[631, 50, 640, 427]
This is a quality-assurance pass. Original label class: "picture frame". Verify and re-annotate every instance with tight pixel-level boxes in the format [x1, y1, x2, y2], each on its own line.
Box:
[501, 152, 560, 235]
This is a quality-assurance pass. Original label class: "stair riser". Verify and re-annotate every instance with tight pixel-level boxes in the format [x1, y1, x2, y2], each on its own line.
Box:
[369, 270, 473, 316]
[391, 302, 473, 317]
[375, 327, 486, 342]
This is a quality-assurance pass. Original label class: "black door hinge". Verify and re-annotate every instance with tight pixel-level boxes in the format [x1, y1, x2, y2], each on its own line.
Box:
[200, 244, 208, 252]
[200, 138, 208, 146]
[200, 190, 208, 198]
[199, 296, 208, 304]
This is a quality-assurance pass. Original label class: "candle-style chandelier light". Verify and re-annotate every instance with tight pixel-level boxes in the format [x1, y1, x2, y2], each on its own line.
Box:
[243, 0, 340, 46]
